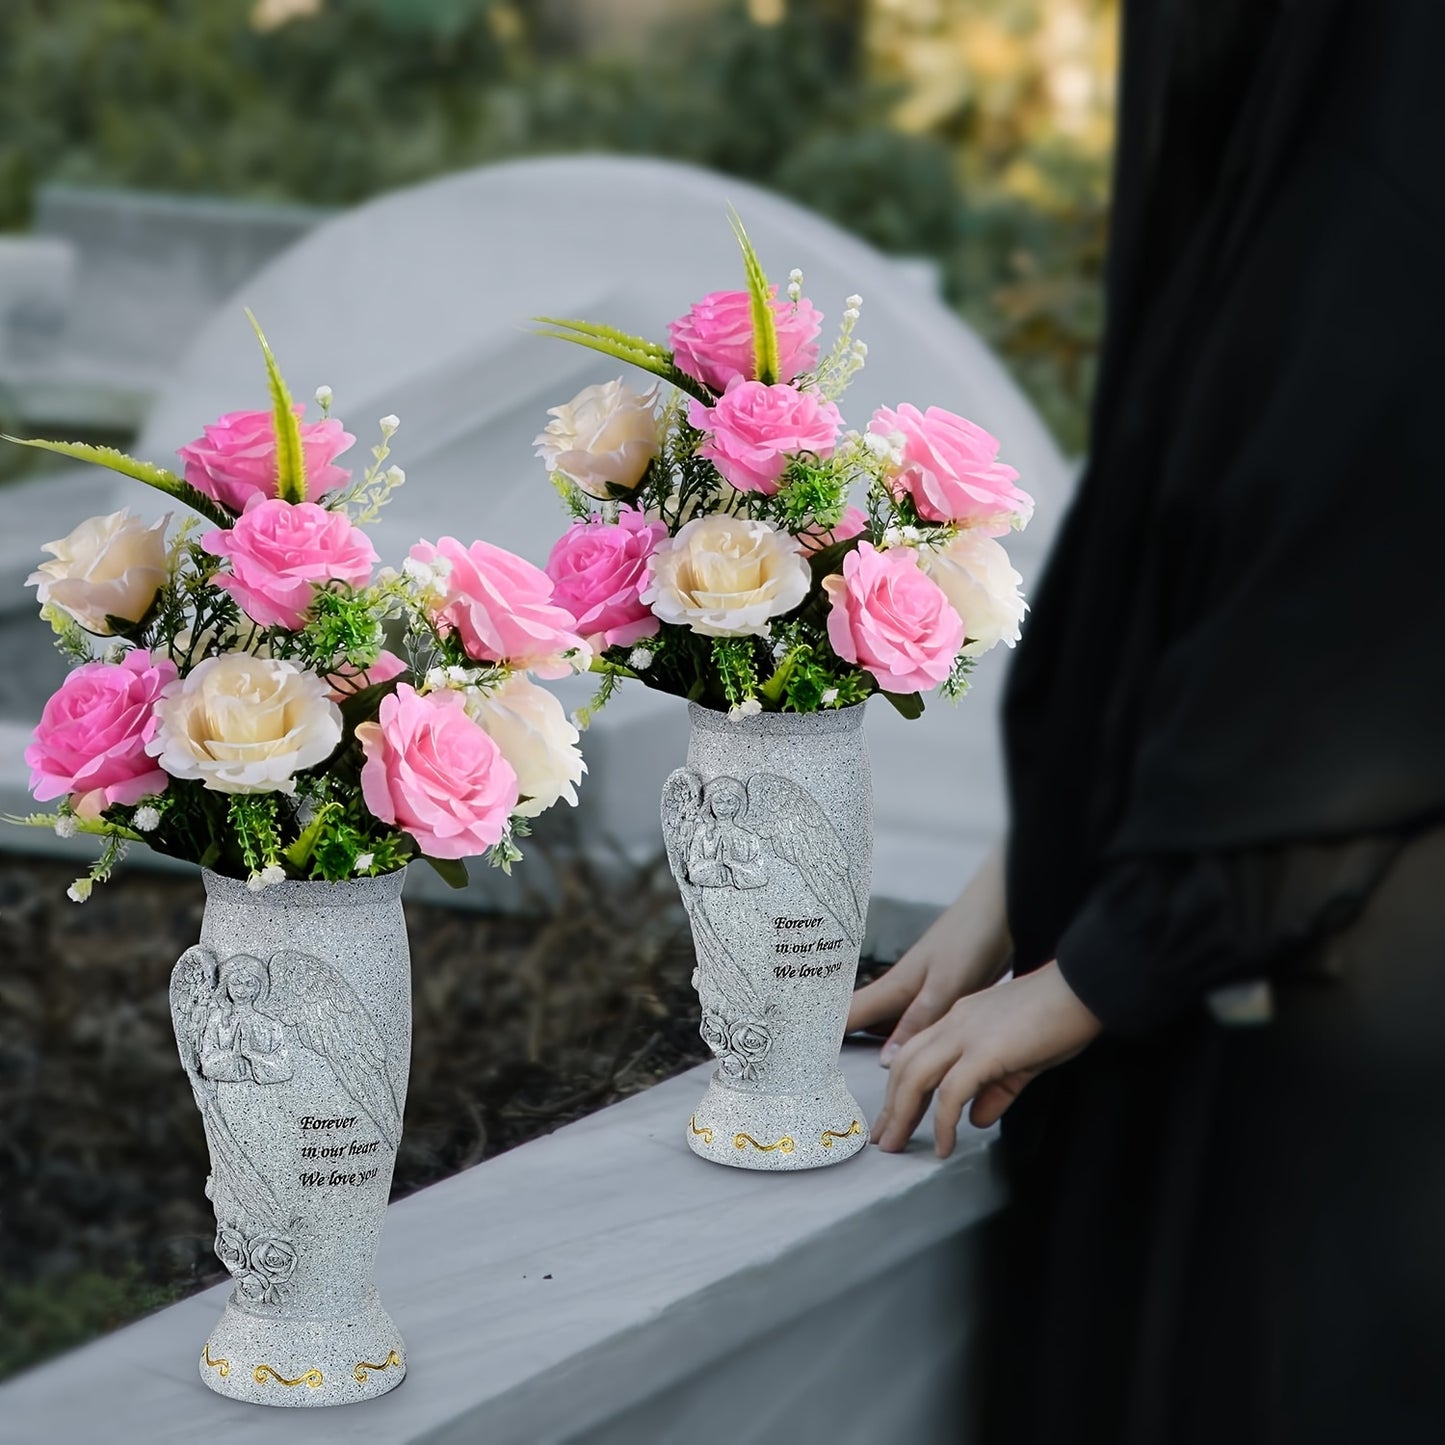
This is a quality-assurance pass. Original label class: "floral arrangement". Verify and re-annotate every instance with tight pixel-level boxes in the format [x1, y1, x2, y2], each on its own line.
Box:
[534, 217, 1032, 725]
[5, 318, 588, 899]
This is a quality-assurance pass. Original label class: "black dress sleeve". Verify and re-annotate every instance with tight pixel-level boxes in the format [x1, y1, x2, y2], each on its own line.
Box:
[1054, 835, 1403, 1035]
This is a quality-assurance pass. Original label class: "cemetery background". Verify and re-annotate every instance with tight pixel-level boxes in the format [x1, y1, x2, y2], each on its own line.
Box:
[0, 0, 1116, 1385]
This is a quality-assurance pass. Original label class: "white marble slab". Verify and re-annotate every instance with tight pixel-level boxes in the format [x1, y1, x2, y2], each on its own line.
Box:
[0, 1045, 1002, 1445]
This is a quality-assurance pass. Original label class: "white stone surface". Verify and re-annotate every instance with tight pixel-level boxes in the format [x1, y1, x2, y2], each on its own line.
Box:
[0, 1045, 1002, 1445]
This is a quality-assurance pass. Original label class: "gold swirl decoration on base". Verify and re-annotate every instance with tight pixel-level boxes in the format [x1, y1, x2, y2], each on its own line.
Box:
[734, 1132, 795, 1154]
[354, 1350, 403, 1384]
[820, 1120, 862, 1148]
[252, 1363, 324, 1389]
[202, 1344, 230, 1379]
[689, 1115, 715, 1145]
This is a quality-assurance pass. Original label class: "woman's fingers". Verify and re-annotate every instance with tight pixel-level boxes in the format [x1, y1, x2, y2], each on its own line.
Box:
[846, 950, 924, 1033]
[933, 1056, 985, 1159]
[872, 1030, 956, 1151]
[880, 985, 952, 1065]
[969, 1071, 1036, 1130]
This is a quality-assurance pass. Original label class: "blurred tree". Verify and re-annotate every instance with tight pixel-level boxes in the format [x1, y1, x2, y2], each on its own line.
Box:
[0, 0, 1115, 449]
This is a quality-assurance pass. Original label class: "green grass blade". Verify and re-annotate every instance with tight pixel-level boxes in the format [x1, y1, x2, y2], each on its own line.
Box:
[533, 329, 715, 405]
[245, 309, 306, 504]
[729, 209, 779, 385]
[0, 436, 234, 529]
[534, 316, 671, 360]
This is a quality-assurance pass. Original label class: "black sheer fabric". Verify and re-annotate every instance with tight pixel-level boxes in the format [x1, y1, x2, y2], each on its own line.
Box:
[982, 2, 1445, 1439]
[1004, 0, 1445, 1008]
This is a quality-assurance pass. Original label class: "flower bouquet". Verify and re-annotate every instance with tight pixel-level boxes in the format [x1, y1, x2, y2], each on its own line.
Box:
[7, 316, 588, 897]
[534, 218, 1032, 1169]
[2, 318, 589, 1405]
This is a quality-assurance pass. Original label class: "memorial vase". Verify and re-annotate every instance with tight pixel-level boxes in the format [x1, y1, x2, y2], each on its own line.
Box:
[169, 869, 410, 1406]
[663, 703, 872, 1171]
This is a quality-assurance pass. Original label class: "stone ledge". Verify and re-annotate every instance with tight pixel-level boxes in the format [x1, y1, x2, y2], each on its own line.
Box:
[0, 1046, 1002, 1445]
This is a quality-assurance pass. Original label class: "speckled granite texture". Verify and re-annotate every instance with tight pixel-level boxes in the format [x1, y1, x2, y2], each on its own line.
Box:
[663, 703, 872, 1170]
[168, 868, 411, 1405]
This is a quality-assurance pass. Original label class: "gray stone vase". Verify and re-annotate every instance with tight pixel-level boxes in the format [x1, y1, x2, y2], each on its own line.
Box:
[663, 703, 872, 1171]
[169, 869, 411, 1406]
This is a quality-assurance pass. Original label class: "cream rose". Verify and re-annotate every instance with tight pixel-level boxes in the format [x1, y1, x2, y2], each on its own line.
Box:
[534, 378, 660, 499]
[147, 654, 342, 795]
[28, 509, 169, 635]
[465, 674, 586, 818]
[641, 515, 810, 638]
[915, 531, 1027, 657]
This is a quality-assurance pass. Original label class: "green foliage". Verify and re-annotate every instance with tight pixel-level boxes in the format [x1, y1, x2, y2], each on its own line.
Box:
[710, 636, 761, 708]
[227, 794, 283, 874]
[940, 651, 976, 701]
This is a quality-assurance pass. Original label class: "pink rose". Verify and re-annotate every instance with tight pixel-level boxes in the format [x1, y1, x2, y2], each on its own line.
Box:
[798, 505, 868, 555]
[178, 407, 356, 512]
[325, 649, 408, 701]
[202, 498, 378, 630]
[669, 289, 823, 394]
[869, 403, 1032, 531]
[27, 650, 176, 818]
[688, 382, 842, 495]
[410, 537, 587, 679]
[356, 684, 519, 859]
[544, 508, 666, 651]
[822, 542, 964, 694]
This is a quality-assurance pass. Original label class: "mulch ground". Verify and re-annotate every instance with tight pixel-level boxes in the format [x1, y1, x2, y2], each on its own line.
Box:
[0, 850, 713, 1380]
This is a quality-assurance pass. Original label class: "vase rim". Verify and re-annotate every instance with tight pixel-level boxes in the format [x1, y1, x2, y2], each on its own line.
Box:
[686, 700, 867, 737]
[201, 866, 407, 908]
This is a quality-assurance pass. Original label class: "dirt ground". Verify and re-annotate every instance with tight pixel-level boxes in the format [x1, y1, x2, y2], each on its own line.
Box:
[0, 850, 714, 1380]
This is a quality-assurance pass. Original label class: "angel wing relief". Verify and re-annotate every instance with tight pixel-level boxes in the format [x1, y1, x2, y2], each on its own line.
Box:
[662, 768, 865, 1085]
[170, 946, 402, 1306]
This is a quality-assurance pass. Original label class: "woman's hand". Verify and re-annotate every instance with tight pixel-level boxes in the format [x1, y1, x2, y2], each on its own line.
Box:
[871, 961, 1102, 1158]
[848, 844, 1012, 1064]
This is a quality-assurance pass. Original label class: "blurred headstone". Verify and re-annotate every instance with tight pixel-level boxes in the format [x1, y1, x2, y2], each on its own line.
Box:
[0, 236, 74, 366]
[129, 155, 1076, 918]
[1, 157, 1075, 925]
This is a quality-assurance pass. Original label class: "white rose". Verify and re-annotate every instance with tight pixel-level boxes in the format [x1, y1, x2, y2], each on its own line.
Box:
[28, 509, 169, 635]
[641, 515, 810, 638]
[916, 532, 1027, 657]
[466, 674, 586, 818]
[534, 378, 660, 499]
[147, 654, 342, 795]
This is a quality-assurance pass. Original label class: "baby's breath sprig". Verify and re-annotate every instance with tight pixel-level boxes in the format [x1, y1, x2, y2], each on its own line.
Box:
[328, 414, 405, 521]
[813, 294, 867, 400]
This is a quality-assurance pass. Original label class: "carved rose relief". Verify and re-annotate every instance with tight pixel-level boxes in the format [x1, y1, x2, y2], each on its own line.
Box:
[214, 1220, 301, 1306]
[699, 1007, 774, 1081]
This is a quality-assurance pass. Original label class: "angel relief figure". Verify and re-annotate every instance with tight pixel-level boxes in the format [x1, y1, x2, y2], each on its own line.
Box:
[662, 769, 865, 1082]
[684, 777, 769, 890]
[170, 946, 403, 1300]
[198, 956, 292, 1085]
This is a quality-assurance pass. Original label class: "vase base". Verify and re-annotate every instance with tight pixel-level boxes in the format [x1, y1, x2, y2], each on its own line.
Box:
[196, 1290, 406, 1407]
[687, 1073, 869, 1170]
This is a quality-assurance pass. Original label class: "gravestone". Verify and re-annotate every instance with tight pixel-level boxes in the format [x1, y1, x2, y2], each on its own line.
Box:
[7, 156, 1076, 920]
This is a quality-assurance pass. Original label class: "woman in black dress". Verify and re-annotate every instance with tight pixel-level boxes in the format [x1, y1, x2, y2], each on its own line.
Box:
[850, 2, 1445, 1440]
